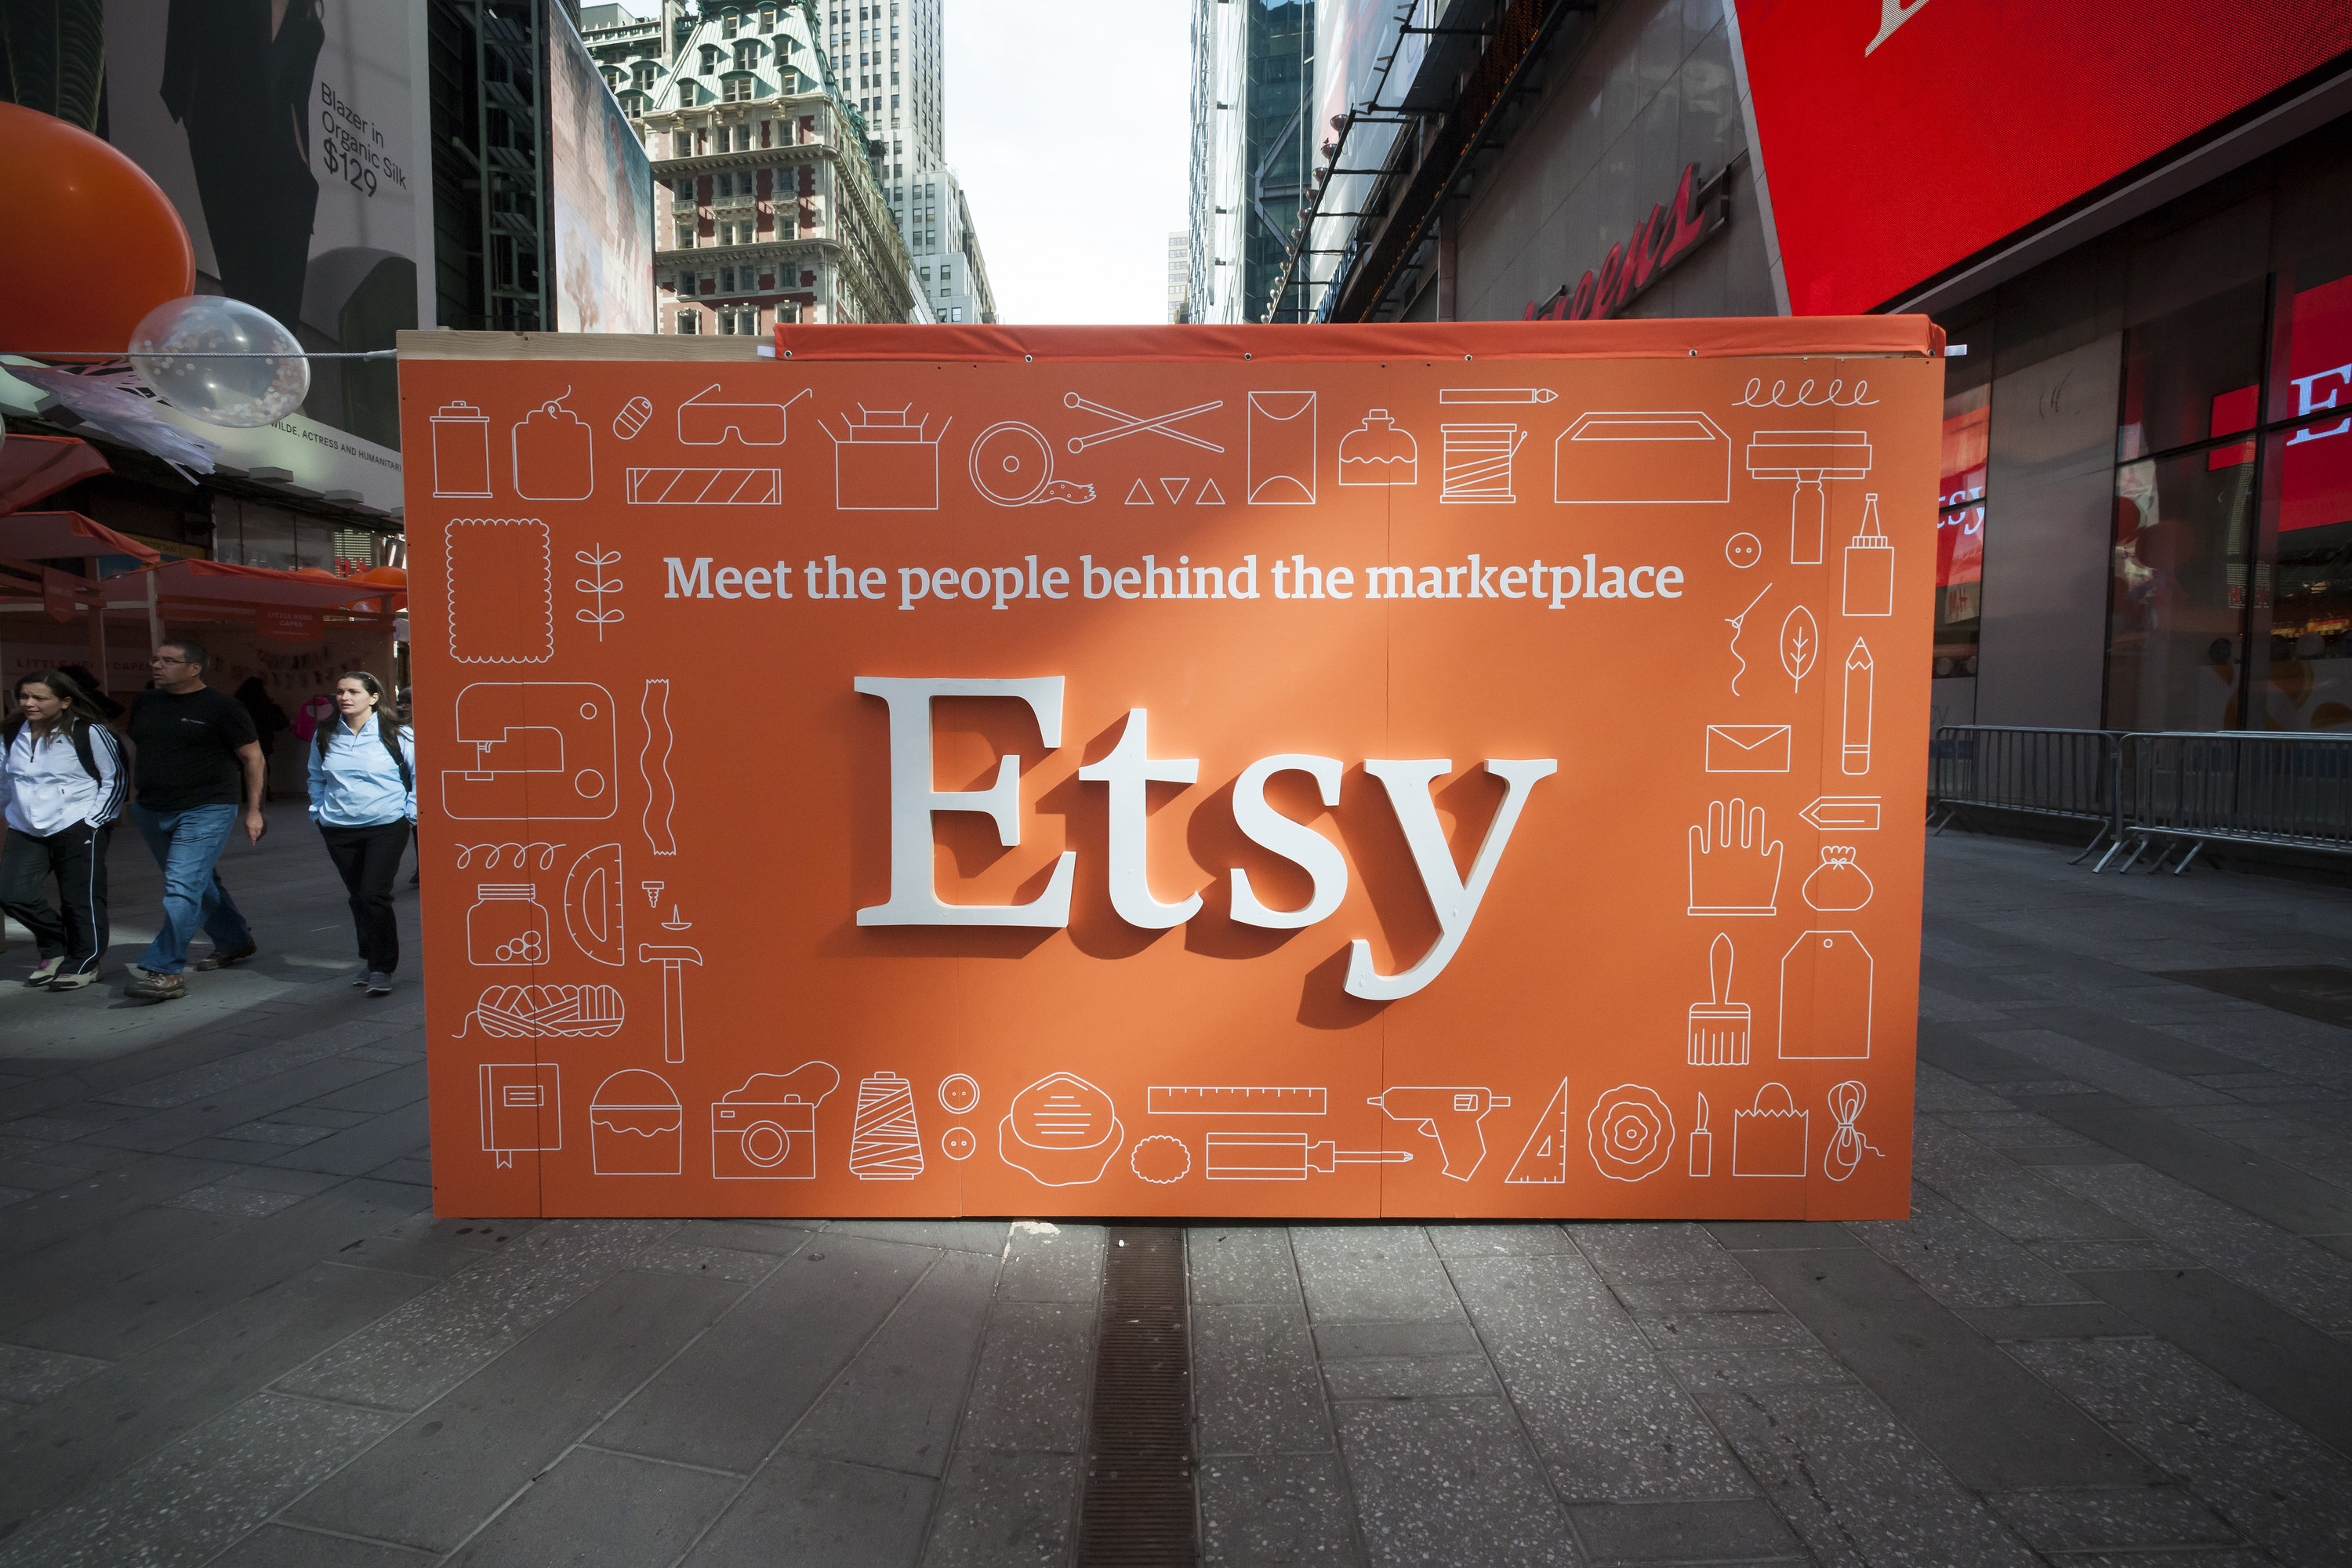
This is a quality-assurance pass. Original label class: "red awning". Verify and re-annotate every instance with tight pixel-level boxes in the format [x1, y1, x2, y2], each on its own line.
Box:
[0, 435, 110, 515]
[99, 558, 395, 613]
[0, 509, 162, 565]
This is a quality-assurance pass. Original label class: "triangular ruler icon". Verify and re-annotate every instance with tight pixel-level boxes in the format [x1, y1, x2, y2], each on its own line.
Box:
[1196, 477, 1225, 505]
[1160, 477, 1192, 505]
[1126, 479, 1154, 505]
[1504, 1078, 1572, 1184]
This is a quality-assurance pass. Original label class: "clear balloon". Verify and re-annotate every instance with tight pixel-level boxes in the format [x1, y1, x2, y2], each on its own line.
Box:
[128, 296, 310, 429]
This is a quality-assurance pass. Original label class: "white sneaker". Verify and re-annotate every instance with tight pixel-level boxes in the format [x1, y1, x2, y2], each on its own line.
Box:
[25, 957, 61, 986]
[47, 970, 96, 991]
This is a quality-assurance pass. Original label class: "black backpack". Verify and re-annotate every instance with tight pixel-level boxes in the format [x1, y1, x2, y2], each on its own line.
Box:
[314, 715, 412, 789]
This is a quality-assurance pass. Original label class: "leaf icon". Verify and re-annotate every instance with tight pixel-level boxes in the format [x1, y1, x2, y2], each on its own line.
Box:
[1781, 606, 1818, 691]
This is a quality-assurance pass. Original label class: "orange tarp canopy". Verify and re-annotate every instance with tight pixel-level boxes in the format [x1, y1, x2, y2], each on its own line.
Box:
[0, 434, 109, 514]
[0, 509, 161, 565]
[99, 558, 394, 613]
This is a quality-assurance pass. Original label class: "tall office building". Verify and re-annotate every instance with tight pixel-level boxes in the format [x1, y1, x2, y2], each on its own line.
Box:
[1185, 0, 1312, 324]
[1167, 230, 1190, 322]
[813, 0, 994, 323]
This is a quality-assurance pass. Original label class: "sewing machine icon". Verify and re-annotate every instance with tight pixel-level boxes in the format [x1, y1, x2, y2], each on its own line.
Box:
[443, 682, 620, 821]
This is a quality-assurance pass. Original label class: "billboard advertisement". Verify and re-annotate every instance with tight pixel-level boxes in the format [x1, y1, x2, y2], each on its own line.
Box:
[1733, 1, 2352, 315]
[549, 9, 655, 334]
[401, 318, 1942, 1220]
[101, 0, 432, 507]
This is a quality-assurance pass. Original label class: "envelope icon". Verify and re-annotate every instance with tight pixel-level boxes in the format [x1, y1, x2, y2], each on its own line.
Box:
[1706, 724, 1791, 772]
[1247, 391, 1317, 505]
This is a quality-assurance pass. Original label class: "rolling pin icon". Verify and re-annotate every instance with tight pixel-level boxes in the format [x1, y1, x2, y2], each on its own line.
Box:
[637, 944, 702, 1065]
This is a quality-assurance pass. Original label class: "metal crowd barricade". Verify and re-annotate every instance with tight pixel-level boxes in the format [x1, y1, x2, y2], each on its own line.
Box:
[2112, 730, 2352, 873]
[1928, 726, 2125, 863]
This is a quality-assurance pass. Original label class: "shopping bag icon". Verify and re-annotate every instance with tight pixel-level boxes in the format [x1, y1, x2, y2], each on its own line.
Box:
[1247, 391, 1316, 504]
[1731, 1081, 1808, 1177]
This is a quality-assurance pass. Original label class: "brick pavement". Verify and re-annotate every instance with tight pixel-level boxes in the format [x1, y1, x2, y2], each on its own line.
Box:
[0, 807, 2347, 1565]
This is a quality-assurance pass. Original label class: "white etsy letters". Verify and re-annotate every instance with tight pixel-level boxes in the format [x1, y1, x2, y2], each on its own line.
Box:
[855, 678, 1554, 998]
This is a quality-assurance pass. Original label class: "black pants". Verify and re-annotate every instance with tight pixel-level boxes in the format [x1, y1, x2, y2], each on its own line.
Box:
[0, 821, 111, 975]
[320, 821, 411, 975]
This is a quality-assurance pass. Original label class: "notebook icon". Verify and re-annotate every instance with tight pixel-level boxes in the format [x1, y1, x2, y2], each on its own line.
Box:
[479, 1062, 561, 1169]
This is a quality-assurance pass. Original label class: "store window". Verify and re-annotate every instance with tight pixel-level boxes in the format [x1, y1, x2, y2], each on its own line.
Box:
[2249, 252, 2352, 728]
[1936, 372, 1988, 677]
[2107, 445, 2257, 733]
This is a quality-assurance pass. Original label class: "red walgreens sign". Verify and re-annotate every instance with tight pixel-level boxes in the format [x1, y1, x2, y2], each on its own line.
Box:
[1734, 1, 2352, 315]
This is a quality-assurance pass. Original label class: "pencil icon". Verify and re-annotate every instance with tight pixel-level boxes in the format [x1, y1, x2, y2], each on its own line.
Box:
[1842, 640, 1874, 775]
[1439, 387, 1559, 404]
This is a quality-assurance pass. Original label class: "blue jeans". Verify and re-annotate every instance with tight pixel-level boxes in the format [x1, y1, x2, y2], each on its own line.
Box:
[132, 804, 253, 974]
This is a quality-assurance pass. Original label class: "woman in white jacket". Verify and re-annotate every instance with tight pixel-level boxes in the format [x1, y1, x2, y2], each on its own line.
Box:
[0, 670, 127, 990]
[307, 672, 416, 995]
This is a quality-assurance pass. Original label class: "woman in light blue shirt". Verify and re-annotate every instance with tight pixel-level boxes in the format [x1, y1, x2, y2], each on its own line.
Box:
[307, 672, 416, 995]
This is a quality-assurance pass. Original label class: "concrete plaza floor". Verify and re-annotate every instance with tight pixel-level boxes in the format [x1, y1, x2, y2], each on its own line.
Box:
[1, 804, 2348, 1566]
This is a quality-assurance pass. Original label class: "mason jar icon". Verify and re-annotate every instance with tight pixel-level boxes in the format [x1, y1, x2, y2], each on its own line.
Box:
[1338, 408, 1417, 487]
[430, 401, 492, 499]
[468, 884, 548, 967]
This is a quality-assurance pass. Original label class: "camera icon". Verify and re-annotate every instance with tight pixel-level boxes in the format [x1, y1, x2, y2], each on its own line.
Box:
[711, 1063, 839, 1180]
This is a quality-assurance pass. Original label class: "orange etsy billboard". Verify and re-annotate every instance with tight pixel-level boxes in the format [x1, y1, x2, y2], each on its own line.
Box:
[399, 318, 1944, 1221]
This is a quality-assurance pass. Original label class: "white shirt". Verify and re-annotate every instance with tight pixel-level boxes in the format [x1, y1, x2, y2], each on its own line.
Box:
[1, 719, 126, 836]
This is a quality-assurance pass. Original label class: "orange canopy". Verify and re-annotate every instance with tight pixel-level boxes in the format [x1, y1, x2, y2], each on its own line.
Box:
[0, 434, 109, 514]
[0, 509, 161, 565]
[99, 557, 397, 615]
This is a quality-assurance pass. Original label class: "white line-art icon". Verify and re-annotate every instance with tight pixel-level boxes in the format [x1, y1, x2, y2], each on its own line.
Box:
[1800, 797, 1882, 832]
[456, 842, 566, 872]
[1842, 640, 1874, 775]
[1843, 495, 1893, 615]
[713, 1063, 839, 1179]
[561, 844, 626, 966]
[1440, 387, 1557, 405]
[1439, 423, 1528, 504]
[1732, 1083, 1808, 1177]
[640, 679, 676, 857]
[1802, 846, 1875, 913]
[1588, 1084, 1675, 1181]
[1689, 799, 1781, 916]
[1247, 391, 1316, 504]
[938, 1074, 980, 1115]
[822, 405, 950, 510]
[1000, 1073, 1124, 1186]
[447, 520, 553, 665]
[1148, 1087, 1327, 1116]
[1338, 410, 1417, 486]
[1782, 606, 1818, 692]
[1690, 1093, 1713, 1176]
[1205, 1131, 1407, 1180]
[1688, 933, 1751, 1065]
[1131, 1135, 1191, 1183]
[1370, 1087, 1510, 1181]
[574, 543, 623, 641]
[592, 1069, 681, 1175]
[1505, 1080, 1573, 1185]
[641, 878, 663, 908]
[624, 468, 782, 504]
[445, 683, 617, 821]
[479, 1062, 559, 1168]
[1725, 583, 1771, 695]
[941, 1126, 977, 1161]
[1064, 391, 1223, 453]
[612, 395, 653, 441]
[968, 421, 1096, 506]
[1744, 430, 1871, 564]
[1126, 479, 1153, 505]
[678, 382, 808, 445]
[1780, 931, 1873, 1060]
[1735, 376, 1878, 409]
[466, 883, 546, 966]
[1704, 724, 1791, 773]
[1726, 532, 1764, 568]
[850, 1071, 924, 1180]
[1824, 1081, 1882, 1181]
[659, 905, 691, 931]
[455, 984, 623, 1039]
[1159, 477, 1193, 504]
[431, 401, 494, 498]
[638, 942, 702, 1065]
[1196, 478, 1226, 505]
[511, 389, 593, 501]
[1555, 412, 1730, 503]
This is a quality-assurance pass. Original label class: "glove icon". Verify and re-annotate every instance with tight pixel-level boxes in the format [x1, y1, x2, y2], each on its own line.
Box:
[1689, 798, 1781, 916]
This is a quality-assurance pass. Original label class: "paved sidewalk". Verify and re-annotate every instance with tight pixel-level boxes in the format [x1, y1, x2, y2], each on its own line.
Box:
[1, 815, 2348, 1566]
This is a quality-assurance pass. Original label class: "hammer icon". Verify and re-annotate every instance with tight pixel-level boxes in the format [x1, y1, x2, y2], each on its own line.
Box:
[637, 944, 703, 1065]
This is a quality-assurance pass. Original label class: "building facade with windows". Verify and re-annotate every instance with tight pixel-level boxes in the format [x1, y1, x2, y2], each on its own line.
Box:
[584, 1, 916, 331]
[1185, 0, 1314, 324]
[1167, 230, 1190, 322]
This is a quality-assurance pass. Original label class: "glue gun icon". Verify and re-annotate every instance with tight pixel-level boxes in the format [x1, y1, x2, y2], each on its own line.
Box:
[1369, 1087, 1511, 1181]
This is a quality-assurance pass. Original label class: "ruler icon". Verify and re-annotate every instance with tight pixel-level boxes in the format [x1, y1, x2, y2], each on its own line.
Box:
[1148, 1086, 1327, 1116]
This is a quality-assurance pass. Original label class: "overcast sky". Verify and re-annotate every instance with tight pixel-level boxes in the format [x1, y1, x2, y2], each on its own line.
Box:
[943, 0, 1189, 325]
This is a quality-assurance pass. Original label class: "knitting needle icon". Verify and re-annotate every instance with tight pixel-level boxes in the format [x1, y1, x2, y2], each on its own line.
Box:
[637, 944, 702, 1065]
[1725, 583, 1772, 695]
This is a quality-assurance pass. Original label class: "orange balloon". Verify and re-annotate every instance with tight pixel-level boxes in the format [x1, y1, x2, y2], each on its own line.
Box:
[0, 103, 194, 355]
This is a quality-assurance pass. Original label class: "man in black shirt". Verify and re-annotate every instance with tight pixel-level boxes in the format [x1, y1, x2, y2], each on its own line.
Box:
[124, 640, 267, 1002]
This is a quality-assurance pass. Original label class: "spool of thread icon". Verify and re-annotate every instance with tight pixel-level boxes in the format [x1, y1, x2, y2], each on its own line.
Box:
[1439, 423, 1527, 503]
[849, 1072, 924, 1180]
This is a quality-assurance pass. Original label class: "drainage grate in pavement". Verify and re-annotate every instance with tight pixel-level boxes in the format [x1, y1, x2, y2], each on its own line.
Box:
[2158, 964, 2352, 1029]
[1076, 1225, 1196, 1566]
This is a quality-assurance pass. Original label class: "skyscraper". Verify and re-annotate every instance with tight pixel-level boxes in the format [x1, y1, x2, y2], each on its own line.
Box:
[1185, 0, 1312, 324]
[1167, 230, 1190, 322]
